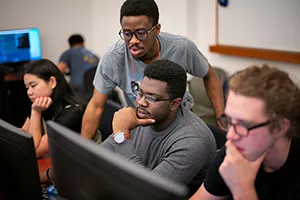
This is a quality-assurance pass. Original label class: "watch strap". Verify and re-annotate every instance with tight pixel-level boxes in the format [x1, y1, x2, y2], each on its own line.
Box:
[113, 132, 130, 144]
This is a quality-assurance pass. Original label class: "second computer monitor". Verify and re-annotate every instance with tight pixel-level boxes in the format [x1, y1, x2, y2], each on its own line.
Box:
[47, 121, 188, 200]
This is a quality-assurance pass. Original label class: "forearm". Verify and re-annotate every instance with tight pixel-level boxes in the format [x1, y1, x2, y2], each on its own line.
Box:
[203, 70, 224, 117]
[232, 186, 258, 200]
[101, 135, 143, 165]
[28, 111, 49, 158]
[57, 62, 68, 73]
[81, 101, 104, 140]
[21, 117, 30, 131]
[27, 110, 43, 149]
[115, 141, 142, 165]
[35, 142, 49, 158]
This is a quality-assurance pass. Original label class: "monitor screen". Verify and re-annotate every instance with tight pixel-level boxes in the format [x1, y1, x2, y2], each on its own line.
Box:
[47, 121, 188, 200]
[0, 119, 42, 199]
[0, 27, 42, 64]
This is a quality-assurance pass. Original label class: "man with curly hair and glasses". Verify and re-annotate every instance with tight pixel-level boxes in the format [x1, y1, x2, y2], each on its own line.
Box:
[81, 0, 224, 141]
[190, 65, 300, 200]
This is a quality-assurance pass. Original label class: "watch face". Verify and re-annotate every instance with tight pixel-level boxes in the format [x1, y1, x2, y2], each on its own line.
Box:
[114, 132, 125, 144]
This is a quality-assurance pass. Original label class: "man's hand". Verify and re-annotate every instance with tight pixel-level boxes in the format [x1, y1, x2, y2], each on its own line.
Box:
[219, 140, 266, 198]
[112, 107, 155, 133]
[32, 97, 53, 113]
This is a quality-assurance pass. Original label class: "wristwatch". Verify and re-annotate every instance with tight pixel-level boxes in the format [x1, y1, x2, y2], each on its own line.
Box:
[113, 132, 130, 144]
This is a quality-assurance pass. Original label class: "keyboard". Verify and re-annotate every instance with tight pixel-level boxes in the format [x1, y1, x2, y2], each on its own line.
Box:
[41, 185, 48, 200]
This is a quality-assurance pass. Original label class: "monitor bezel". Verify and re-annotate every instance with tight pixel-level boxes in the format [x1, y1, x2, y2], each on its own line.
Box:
[47, 120, 188, 200]
[0, 119, 42, 199]
[0, 27, 42, 65]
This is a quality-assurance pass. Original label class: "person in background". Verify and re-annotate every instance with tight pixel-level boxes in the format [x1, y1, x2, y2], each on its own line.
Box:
[190, 65, 300, 200]
[22, 59, 86, 158]
[81, 0, 224, 141]
[101, 60, 217, 196]
[57, 34, 100, 95]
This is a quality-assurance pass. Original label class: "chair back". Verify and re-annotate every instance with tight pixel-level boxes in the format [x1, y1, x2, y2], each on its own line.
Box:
[207, 124, 227, 149]
[189, 67, 227, 125]
[83, 67, 97, 101]
[99, 100, 123, 141]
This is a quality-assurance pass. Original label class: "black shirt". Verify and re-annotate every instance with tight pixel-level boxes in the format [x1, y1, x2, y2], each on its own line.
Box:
[28, 103, 84, 134]
[204, 137, 300, 200]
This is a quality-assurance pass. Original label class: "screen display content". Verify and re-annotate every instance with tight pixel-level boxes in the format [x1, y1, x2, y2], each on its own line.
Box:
[0, 27, 42, 64]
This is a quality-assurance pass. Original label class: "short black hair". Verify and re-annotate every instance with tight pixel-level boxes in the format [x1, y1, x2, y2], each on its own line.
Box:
[144, 60, 187, 99]
[68, 34, 84, 47]
[120, 0, 159, 26]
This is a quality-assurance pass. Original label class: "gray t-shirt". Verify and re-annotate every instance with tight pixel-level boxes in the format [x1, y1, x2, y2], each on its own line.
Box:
[93, 32, 209, 109]
[101, 106, 216, 190]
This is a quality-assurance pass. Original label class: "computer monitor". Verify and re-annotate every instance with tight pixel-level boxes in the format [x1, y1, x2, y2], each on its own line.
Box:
[0, 27, 42, 65]
[0, 119, 42, 199]
[47, 121, 188, 200]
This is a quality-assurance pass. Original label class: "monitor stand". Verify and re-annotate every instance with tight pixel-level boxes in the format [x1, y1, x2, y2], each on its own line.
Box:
[0, 70, 5, 120]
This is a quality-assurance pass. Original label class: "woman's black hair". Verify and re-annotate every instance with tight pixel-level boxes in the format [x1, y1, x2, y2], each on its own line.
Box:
[24, 59, 86, 118]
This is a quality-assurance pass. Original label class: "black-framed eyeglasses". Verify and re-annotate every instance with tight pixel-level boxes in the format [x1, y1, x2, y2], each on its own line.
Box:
[135, 90, 173, 104]
[118, 25, 156, 41]
[218, 113, 270, 137]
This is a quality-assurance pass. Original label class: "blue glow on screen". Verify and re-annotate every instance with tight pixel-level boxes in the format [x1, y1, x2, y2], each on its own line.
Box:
[0, 27, 42, 64]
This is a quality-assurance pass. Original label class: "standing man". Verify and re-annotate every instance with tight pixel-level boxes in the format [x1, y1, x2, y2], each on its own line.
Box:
[101, 60, 216, 196]
[81, 0, 224, 140]
[57, 34, 100, 95]
[190, 65, 300, 200]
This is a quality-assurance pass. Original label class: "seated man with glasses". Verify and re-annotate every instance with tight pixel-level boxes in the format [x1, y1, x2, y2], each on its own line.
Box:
[81, 0, 224, 141]
[190, 65, 300, 200]
[100, 60, 217, 197]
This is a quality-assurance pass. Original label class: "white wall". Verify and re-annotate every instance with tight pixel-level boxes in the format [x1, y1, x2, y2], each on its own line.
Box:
[1, 0, 299, 80]
[90, 0, 188, 56]
[0, 0, 93, 63]
[90, 0, 122, 57]
[79, 0, 300, 81]
[194, 0, 300, 80]
[218, 0, 300, 52]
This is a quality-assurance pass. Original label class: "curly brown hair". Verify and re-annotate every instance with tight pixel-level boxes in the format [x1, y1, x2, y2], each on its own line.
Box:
[229, 64, 300, 137]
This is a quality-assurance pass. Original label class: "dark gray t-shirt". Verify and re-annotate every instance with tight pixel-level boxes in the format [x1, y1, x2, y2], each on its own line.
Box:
[93, 32, 209, 109]
[101, 106, 216, 190]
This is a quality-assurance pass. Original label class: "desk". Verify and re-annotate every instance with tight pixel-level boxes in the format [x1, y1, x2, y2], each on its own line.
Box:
[37, 157, 52, 173]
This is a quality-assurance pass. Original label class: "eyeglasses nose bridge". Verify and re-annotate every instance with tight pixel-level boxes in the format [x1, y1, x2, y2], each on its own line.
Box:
[226, 123, 241, 139]
[136, 93, 148, 104]
[128, 32, 140, 42]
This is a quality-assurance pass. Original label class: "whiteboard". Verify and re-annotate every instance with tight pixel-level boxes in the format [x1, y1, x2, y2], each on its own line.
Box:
[218, 0, 300, 52]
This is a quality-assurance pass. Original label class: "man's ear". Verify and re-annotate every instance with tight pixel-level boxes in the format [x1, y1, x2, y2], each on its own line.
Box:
[275, 118, 290, 138]
[49, 76, 57, 89]
[155, 23, 161, 36]
[170, 98, 182, 111]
